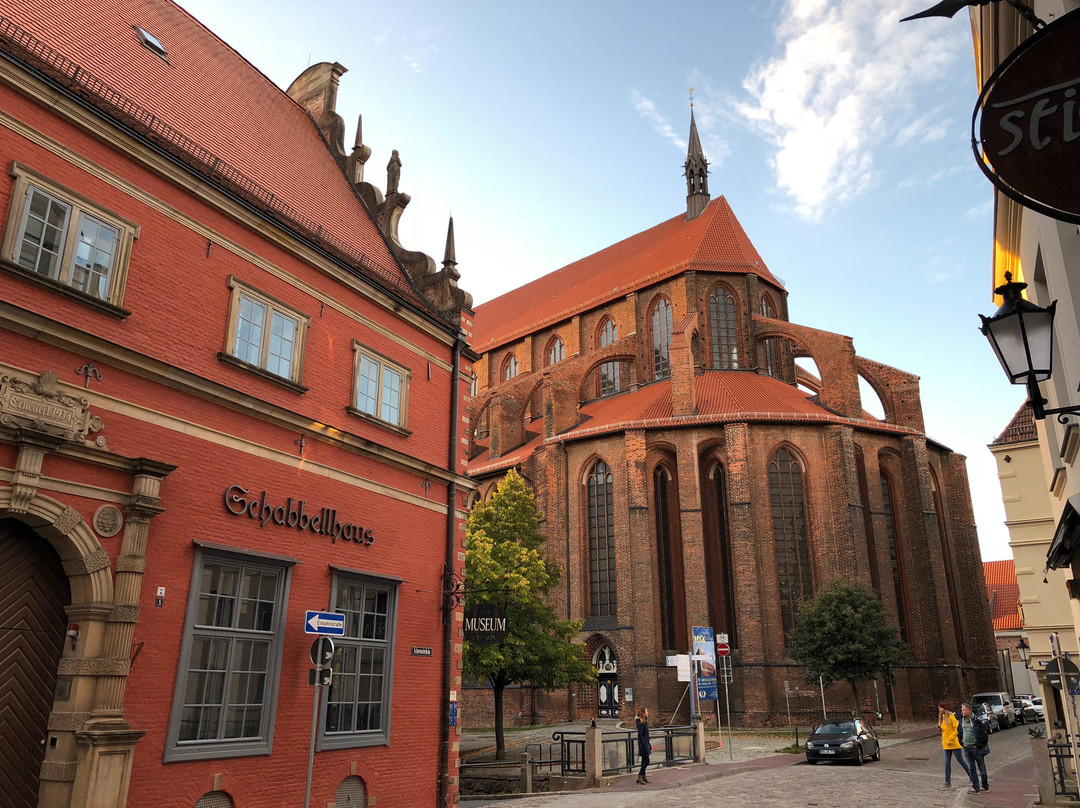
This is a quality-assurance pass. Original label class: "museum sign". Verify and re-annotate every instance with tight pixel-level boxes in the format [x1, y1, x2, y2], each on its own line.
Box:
[974, 7, 1080, 224]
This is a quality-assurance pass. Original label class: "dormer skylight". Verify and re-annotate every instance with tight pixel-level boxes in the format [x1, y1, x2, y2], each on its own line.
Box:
[134, 26, 167, 61]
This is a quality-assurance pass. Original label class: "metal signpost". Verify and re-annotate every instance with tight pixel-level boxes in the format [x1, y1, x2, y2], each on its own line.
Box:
[1049, 632, 1080, 799]
[717, 633, 733, 761]
[304, 611, 343, 808]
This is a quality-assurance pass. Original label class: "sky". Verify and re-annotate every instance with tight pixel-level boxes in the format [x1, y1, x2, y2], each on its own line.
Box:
[176, 0, 1026, 561]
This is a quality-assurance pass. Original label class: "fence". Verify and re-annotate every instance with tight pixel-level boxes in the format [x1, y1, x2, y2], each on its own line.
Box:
[1048, 737, 1080, 799]
[525, 724, 699, 778]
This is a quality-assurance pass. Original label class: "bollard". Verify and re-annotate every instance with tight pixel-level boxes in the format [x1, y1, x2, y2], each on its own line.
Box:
[694, 718, 707, 763]
[520, 751, 532, 794]
[584, 722, 603, 787]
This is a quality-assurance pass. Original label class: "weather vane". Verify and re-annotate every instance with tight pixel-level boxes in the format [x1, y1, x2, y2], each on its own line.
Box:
[689, 87, 695, 108]
[900, 0, 1045, 28]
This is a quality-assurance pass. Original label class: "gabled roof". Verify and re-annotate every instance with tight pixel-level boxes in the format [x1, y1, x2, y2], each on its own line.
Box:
[991, 402, 1037, 446]
[983, 559, 1022, 631]
[472, 196, 783, 351]
[468, 370, 917, 476]
[0, 0, 426, 308]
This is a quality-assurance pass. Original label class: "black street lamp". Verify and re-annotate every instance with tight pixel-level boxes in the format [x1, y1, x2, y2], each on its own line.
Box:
[1017, 636, 1031, 666]
[979, 272, 1080, 421]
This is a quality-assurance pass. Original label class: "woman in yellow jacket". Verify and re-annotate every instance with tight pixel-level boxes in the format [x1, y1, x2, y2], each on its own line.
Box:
[938, 700, 970, 789]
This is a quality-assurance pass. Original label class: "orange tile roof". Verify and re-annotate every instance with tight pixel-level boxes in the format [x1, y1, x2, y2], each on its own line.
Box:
[472, 197, 783, 351]
[468, 371, 919, 476]
[991, 402, 1037, 446]
[0, 0, 426, 307]
[983, 559, 1023, 631]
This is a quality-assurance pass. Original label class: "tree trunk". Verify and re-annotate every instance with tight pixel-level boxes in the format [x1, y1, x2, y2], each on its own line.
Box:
[849, 679, 860, 717]
[494, 678, 506, 760]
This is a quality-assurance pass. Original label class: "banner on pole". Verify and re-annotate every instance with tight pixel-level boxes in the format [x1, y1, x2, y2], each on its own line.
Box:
[693, 626, 718, 700]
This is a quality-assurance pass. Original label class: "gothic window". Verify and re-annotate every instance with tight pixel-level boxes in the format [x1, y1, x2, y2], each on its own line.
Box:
[598, 318, 620, 396]
[759, 297, 779, 379]
[587, 460, 616, 618]
[654, 465, 683, 650]
[879, 472, 909, 643]
[769, 448, 811, 644]
[706, 462, 738, 647]
[546, 336, 566, 366]
[931, 471, 966, 658]
[652, 298, 673, 380]
[761, 295, 776, 318]
[708, 287, 739, 369]
[502, 354, 519, 381]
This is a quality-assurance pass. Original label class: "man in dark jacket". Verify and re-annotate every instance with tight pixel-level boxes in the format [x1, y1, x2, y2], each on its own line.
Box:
[959, 702, 989, 793]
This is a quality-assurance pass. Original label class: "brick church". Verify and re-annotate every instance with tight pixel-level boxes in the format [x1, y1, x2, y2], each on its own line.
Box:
[464, 109, 998, 726]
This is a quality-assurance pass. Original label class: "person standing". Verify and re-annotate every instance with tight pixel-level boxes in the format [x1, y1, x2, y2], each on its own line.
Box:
[938, 700, 969, 790]
[636, 706, 651, 785]
[960, 702, 990, 793]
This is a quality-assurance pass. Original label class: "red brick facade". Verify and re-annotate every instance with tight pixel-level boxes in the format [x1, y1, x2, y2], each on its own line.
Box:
[0, 3, 472, 807]
[464, 159, 998, 727]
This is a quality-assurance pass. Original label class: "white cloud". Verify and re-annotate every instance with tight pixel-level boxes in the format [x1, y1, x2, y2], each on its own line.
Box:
[895, 109, 953, 146]
[736, 0, 965, 221]
[631, 91, 687, 150]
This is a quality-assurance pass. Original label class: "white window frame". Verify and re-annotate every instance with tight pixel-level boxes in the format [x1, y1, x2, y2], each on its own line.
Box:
[2, 162, 138, 309]
[349, 341, 411, 431]
[164, 543, 296, 762]
[222, 276, 310, 388]
[317, 568, 399, 750]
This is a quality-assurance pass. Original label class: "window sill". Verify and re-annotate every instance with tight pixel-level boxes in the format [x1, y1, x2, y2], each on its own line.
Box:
[163, 738, 271, 763]
[216, 352, 308, 393]
[345, 405, 412, 437]
[0, 259, 131, 318]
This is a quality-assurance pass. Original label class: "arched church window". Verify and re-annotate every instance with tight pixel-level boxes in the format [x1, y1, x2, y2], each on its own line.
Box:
[502, 354, 518, 381]
[708, 287, 738, 369]
[931, 470, 966, 658]
[769, 448, 811, 644]
[654, 464, 684, 650]
[547, 336, 565, 366]
[598, 318, 620, 396]
[587, 460, 616, 617]
[708, 462, 738, 647]
[652, 298, 673, 380]
[880, 471, 909, 643]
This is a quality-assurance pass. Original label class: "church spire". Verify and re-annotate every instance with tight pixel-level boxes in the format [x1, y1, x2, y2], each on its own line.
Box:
[442, 215, 459, 280]
[684, 92, 710, 220]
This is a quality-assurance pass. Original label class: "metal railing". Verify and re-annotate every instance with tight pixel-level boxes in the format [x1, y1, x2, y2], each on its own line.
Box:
[1048, 738, 1080, 799]
[549, 730, 586, 776]
[530, 725, 697, 778]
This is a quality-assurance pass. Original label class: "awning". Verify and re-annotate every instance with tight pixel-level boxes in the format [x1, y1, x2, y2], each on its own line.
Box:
[1047, 494, 1080, 570]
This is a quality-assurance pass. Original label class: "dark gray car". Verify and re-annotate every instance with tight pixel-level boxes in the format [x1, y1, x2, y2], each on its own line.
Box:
[805, 718, 880, 765]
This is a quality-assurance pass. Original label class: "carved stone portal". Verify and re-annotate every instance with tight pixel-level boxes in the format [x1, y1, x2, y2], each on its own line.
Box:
[0, 370, 104, 443]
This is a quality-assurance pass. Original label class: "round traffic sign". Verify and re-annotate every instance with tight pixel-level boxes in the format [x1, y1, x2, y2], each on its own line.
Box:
[310, 636, 335, 667]
[1046, 656, 1080, 691]
[717, 642, 730, 657]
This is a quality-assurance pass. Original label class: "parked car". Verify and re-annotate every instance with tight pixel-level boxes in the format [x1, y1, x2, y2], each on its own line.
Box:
[972, 703, 999, 733]
[1031, 697, 1045, 720]
[971, 691, 1017, 728]
[805, 718, 880, 765]
[1013, 698, 1040, 724]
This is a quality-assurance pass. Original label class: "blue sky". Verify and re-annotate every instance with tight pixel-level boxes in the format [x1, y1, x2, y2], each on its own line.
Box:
[177, 0, 1025, 560]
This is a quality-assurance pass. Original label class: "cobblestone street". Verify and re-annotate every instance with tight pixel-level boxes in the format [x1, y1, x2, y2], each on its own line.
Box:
[464, 723, 1038, 808]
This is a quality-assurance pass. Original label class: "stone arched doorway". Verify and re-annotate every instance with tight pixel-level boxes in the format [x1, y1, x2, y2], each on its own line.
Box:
[0, 517, 71, 808]
[593, 644, 619, 718]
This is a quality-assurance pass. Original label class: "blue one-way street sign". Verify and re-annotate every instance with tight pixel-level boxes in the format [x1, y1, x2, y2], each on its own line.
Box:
[304, 610, 345, 635]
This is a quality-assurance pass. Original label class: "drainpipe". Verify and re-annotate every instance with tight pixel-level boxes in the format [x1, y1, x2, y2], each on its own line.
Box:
[439, 335, 465, 808]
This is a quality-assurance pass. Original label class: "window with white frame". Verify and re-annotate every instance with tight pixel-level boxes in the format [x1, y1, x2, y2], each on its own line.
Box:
[319, 571, 398, 749]
[350, 342, 410, 428]
[222, 277, 309, 385]
[165, 545, 294, 762]
[547, 336, 565, 366]
[2, 163, 138, 307]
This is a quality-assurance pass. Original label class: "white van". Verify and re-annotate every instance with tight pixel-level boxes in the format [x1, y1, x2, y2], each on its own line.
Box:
[971, 691, 1017, 729]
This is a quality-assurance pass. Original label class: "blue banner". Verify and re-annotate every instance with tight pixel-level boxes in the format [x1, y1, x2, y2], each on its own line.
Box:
[693, 626, 718, 700]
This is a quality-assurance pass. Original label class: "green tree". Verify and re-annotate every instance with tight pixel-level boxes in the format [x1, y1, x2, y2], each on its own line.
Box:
[463, 469, 595, 759]
[789, 581, 908, 716]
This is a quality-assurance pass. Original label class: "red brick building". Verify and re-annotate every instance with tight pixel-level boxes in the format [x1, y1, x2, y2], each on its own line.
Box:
[0, 1, 473, 806]
[465, 111, 998, 727]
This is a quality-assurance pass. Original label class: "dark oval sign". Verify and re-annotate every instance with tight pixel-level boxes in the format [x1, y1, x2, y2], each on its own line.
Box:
[974, 8, 1080, 223]
[463, 603, 508, 646]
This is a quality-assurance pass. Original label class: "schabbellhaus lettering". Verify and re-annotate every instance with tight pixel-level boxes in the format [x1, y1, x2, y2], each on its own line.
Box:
[224, 485, 374, 545]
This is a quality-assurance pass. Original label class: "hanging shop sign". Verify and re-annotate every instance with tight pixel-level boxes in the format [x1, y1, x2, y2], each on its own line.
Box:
[462, 603, 508, 646]
[223, 485, 375, 545]
[973, 7, 1080, 224]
